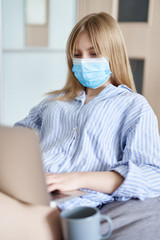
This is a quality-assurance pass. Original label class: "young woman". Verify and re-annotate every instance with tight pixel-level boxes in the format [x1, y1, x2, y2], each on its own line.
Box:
[1, 12, 160, 239]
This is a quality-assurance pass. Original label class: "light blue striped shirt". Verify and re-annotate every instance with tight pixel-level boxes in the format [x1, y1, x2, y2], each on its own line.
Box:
[15, 84, 160, 210]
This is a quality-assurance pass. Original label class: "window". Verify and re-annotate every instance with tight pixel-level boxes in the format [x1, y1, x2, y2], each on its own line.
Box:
[130, 59, 144, 94]
[118, 0, 149, 22]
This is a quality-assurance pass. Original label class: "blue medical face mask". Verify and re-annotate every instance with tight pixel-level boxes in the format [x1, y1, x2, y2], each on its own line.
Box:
[72, 57, 112, 89]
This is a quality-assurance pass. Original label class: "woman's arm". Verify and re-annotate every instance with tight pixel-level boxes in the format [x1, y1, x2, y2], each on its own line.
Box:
[108, 110, 160, 200]
[46, 171, 124, 194]
[14, 98, 48, 130]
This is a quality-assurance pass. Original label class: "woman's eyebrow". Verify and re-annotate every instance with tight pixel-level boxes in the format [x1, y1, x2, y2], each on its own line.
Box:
[74, 47, 95, 51]
[87, 47, 94, 50]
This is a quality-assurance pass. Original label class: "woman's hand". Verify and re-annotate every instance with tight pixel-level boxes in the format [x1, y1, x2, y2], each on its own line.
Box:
[46, 171, 124, 194]
[46, 172, 83, 192]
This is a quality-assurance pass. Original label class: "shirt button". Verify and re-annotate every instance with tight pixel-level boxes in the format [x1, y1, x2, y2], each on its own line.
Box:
[73, 127, 76, 131]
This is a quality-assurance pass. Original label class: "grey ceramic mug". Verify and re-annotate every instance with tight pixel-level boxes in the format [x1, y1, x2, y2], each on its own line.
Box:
[60, 206, 112, 240]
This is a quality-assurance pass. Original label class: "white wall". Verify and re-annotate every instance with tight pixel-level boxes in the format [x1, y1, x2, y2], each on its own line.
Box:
[2, 0, 76, 126]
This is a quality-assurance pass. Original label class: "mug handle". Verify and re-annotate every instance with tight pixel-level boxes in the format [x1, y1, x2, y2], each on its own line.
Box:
[100, 215, 112, 239]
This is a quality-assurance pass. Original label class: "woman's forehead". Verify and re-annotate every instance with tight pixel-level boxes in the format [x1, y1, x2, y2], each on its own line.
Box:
[74, 31, 93, 50]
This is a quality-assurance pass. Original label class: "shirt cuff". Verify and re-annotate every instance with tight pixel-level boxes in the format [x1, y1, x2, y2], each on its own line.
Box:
[108, 161, 150, 200]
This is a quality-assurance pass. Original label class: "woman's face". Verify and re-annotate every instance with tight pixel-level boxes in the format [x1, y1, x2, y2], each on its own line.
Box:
[74, 31, 100, 59]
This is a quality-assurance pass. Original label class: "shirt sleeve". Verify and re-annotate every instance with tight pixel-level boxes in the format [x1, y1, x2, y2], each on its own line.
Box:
[109, 110, 160, 200]
[14, 98, 48, 131]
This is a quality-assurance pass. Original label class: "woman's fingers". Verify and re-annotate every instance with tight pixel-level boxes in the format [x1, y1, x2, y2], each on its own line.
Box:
[46, 175, 61, 185]
[47, 183, 61, 193]
[46, 174, 67, 192]
[45, 172, 82, 192]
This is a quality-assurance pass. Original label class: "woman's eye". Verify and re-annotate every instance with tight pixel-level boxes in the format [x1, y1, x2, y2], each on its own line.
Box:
[74, 54, 80, 57]
[90, 53, 97, 56]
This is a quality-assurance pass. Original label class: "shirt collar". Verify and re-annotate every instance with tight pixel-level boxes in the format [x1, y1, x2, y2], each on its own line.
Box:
[74, 91, 86, 102]
[74, 84, 132, 102]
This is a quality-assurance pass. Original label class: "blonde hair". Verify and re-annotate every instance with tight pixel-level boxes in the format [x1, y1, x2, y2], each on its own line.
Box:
[48, 12, 136, 100]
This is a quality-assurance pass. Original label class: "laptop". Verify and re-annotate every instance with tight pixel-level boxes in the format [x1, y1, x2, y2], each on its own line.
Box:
[0, 126, 85, 208]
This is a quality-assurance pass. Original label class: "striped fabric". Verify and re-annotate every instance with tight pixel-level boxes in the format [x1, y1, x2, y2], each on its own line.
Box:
[15, 84, 160, 210]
